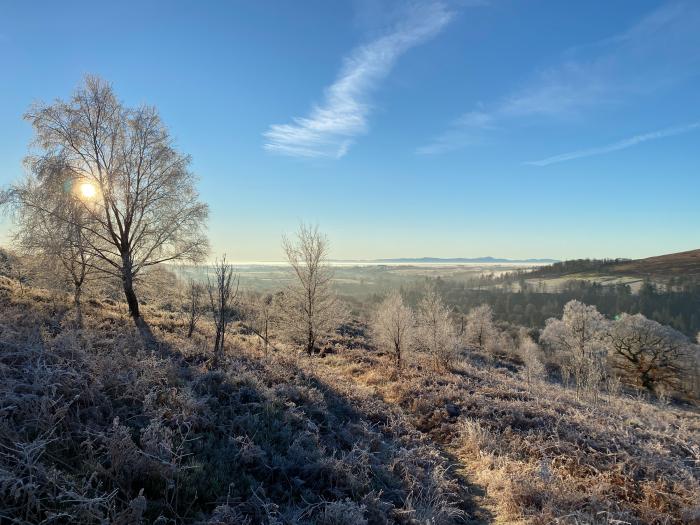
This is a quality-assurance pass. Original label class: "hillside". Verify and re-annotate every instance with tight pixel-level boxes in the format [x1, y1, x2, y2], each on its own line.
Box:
[612, 248, 700, 276]
[527, 249, 700, 280]
[370, 257, 559, 264]
[1, 277, 699, 524]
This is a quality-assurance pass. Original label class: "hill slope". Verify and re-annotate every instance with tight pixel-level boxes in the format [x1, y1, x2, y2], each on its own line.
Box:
[612, 248, 700, 276]
[1, 277, 699, 524]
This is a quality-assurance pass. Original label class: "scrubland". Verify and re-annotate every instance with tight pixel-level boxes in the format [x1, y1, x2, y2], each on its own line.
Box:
[1, 276, 699, 524]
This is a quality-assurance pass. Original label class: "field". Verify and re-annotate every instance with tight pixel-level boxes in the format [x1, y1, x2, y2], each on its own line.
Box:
[172, 262, 537, 297]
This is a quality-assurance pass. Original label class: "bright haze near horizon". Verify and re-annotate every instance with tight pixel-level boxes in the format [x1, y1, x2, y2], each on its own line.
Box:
[1, 0, 699, 262]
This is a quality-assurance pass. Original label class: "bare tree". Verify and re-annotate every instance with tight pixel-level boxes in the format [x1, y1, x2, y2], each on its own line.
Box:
[207, 256, 239, 366]
[606, 313, 691, 394]
[371, 290, 414, 370]
[24, 76, 208, 322]
[463, 304, 496, 352]
[416, 291, 458, 370]
[280, 223, 344, 355]
[519, 333, 545, 387]
[541, 300, 609, 398]
[9, 158, 101, 326]
[185, 278, 204, 338]
[244, 292, 278, 355]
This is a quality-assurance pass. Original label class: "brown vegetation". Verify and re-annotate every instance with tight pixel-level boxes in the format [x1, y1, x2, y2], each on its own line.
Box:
[612, 248, 700, 276]
[1, 274, 698, 524]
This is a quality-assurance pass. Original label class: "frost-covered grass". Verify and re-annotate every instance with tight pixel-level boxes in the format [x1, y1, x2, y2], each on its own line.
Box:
[0, 277, 469, 524]
[325, 344, 700, 524]
[1, 275, 698, 524]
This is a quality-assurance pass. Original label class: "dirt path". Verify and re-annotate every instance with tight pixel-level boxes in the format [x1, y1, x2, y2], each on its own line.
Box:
[306, 352, 500, 524]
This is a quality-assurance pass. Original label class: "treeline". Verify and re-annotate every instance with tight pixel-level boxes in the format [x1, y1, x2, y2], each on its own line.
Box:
[521, 258, 627, 277]
[400, 277, 700, 338]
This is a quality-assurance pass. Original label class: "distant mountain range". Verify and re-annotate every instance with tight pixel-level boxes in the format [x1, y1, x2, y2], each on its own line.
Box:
[333, 257, 559, 264]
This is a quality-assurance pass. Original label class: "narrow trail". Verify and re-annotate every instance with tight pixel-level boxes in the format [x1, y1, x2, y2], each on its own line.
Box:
[305, 352, 501, 525]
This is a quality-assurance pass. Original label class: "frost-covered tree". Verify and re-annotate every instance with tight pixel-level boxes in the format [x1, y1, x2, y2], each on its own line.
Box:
[519, 336, 545, 386]
[24, 76, 208, 322]
[371, 290, 414, 370]
[541, 300, 608, 397]
[464, 304, 496, 351]
[9, 157, 100, 326]
[280, 223, 344, 355]
[416, 291, 458, 370]
[606, 313, 691, 394]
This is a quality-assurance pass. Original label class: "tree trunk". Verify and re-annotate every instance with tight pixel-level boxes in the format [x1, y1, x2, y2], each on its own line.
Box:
[307, 328, 315, 356]
[74, 283, 83, 328]
[187, 304, 196, 337]
[641, 371, 655, 393]
[121, 264, 140, 320]
[263, 320, 269, 355]
[220, 310, 227, 353]
[213, 325, 222, 366]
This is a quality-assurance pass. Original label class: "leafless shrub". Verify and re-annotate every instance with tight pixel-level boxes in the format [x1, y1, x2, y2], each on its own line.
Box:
[519, 335, 545, 386]
[185, 277, 205, 338]
[463, 304, 496, 352]
[207, 255, 239, 365]
[416, 291, 458, 370]
[371, 290, 414, 369]
[244, 291, 279, 355]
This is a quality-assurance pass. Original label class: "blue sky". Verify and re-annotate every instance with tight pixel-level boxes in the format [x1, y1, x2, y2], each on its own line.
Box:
[1, 0, 699, 261]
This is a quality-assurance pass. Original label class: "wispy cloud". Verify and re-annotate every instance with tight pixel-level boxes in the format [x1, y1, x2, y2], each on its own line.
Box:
[264, 2, 453, 159]
[419, 1, 700, 155]
[524, 121, 700, 166]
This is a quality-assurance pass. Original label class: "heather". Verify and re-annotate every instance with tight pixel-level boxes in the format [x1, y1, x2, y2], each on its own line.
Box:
[1, 275, 698, 524]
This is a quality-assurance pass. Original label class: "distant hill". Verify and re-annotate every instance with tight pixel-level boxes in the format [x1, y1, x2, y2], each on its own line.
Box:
[366, 256, 559, 264]
[612, 248, 700, 276]
[526, 249, 700, 280]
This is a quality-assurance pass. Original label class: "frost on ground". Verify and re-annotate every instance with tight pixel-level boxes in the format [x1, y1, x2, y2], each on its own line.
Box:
[0, 275, 698, 524]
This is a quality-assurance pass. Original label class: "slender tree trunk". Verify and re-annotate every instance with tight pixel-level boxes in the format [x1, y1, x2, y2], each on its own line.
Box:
[121, 263, 140, 320]
[213, 306, 226, 365]
[74, 283, 83, 328]
[187, 301, 196, 337]
[307, 328, 315, 356]
[213, 328, 222, 366]
[219, 312, 226, 356]
[394, 341, 402, 370]
[263, 319, 269, 355]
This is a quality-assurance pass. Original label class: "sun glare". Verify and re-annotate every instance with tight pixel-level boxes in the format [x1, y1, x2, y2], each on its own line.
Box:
[78, 182, 97, 200]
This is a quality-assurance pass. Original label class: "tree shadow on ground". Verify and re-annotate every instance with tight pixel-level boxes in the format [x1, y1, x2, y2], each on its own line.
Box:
[228, 350, 496, 524]
[116, 313, 496, 523]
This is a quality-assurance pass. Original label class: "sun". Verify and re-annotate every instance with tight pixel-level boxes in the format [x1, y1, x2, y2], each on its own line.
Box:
[78, 182, 97, 200]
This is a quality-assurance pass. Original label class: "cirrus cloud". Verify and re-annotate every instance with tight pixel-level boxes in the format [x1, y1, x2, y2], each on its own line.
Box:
[264, 2, 453, 159]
